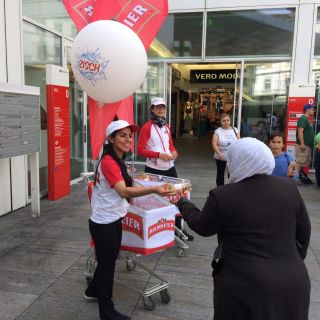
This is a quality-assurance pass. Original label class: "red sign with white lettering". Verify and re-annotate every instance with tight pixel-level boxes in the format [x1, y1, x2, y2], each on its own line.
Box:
[148, 218, 175, 239]
[47, 84, 70, 200]
[122, 212, 144, 239]
[285, 96, 314, 155]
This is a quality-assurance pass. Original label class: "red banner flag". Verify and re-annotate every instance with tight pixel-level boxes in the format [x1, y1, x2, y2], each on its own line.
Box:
[63, 0, 168, 159]
[88, 98, 121, 159]
[93, 0, 168, 49]
[63, 0, 96, 31]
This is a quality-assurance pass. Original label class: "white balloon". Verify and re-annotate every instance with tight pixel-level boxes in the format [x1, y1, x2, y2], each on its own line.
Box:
[71, 20, 147, 103]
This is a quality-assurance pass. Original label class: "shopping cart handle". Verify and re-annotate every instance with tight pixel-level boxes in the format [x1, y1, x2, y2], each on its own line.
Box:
[80, 172, 95, 183]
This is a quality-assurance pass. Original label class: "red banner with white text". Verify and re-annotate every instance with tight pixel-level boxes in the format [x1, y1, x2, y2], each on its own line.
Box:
[63, 0, 168, 159]
[63, 0, 96, 31]
[93, 0, 168, 49]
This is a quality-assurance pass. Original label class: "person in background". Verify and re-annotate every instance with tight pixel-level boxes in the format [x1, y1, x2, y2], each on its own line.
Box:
[314, 131, 320, 187]
[172, 138, 311, 320]
[212, 113, 240, 186]
[85, 120, 172, 320]
[138, 97, 194, 241]
[268, 132, 298, 179]
[296, 104, 314, 185]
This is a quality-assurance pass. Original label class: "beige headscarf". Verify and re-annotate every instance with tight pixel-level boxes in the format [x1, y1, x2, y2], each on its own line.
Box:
[227, 138, 275, 184]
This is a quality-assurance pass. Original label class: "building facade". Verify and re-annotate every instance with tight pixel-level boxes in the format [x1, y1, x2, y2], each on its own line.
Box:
[1, 0, 320, 215]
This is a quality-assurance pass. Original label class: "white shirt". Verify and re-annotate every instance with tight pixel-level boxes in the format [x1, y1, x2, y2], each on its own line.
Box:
[214, 127, 239, 160]
[90, 155, 129, 224]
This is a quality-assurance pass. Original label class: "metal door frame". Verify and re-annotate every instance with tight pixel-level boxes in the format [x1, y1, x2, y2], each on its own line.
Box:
[64, 40, 88, 180]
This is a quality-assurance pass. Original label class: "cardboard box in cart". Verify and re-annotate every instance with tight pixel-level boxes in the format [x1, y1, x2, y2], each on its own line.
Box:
[121, 195, 176, 255]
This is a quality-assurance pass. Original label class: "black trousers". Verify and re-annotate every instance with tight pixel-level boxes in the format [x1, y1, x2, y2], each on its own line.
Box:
[88, 218, 122, 320]
[144, 165, 182, 229]
[315, 151, 320, 187]
[215, 159, 227, 187]
[144, 165, 178, 178]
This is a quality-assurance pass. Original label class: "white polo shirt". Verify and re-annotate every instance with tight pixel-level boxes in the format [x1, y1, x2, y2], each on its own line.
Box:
[90, 155, 129, 224]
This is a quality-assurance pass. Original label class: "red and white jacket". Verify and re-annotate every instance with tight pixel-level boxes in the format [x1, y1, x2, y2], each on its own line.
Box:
[138, 120, 178, 170]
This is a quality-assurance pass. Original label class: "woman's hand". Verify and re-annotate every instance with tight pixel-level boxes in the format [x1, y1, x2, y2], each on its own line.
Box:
[153, 184, 175, 196]
[171, 151, 178, 160]
[218, 154, 224, 161]
[159, 153, 173, 162]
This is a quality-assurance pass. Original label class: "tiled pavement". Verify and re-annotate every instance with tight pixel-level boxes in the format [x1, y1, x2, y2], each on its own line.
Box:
[0, 136, 319, 320]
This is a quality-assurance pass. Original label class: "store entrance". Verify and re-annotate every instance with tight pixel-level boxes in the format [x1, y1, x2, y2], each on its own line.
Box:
[168, 62, 242, 139]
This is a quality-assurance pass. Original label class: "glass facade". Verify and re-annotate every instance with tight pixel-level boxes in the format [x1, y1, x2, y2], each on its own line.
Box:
[23, 21, 62, 192]
[134, 63, 165, 161]
[206, 9, 295, 58]
[66, 46, 86, 180]
[148, 13, 203, 59]
[240, 62, 291, 142]
[22, 0, 77, 38]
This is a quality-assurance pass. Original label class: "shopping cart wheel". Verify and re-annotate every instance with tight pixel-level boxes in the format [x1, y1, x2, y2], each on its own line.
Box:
[160, 289, 171, 304]
[126, 260, 136, 272]
[177, 248, 186, 258]
[143, 296, 155, 311]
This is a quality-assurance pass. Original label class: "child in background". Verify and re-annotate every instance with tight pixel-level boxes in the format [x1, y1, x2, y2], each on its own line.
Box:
[268, 132, 297, 178]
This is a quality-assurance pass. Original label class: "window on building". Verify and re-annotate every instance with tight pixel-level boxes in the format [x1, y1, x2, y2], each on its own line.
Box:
[147, 12, 203, 59]
[22, 0, 77, 38]
[206, 9, 295, 57]
[264, 78, 272, 91]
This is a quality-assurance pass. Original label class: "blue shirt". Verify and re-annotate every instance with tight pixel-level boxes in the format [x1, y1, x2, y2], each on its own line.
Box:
[271, 152, 297, 179]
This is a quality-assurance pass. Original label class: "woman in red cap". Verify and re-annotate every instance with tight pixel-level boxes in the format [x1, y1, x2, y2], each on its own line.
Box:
[85, 120, 171, 320]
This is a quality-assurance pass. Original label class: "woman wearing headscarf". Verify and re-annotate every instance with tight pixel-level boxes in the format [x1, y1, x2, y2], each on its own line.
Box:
[173, 138, 311, 320]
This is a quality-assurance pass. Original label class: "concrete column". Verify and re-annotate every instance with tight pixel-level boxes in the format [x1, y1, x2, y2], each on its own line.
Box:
[0, 0, 11, 216]
[290, 3, 317, 93]
[5, 0, 28, 211]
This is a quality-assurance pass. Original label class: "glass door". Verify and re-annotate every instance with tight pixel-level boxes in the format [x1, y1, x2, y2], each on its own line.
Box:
[65, 42, 88, 179]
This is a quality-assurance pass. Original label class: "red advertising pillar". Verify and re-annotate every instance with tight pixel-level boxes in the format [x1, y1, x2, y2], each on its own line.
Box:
[46, 65, 70, 200]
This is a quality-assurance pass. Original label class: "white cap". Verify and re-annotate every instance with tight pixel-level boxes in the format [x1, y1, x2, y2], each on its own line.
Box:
[151, 97, 166, 107]
[105, 120, 139, 144]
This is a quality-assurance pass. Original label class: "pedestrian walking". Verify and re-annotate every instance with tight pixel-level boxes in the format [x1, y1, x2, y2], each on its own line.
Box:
[172, 138, 311, 320]
[212, 113, 240, 186]
[296, 104, 314, 185]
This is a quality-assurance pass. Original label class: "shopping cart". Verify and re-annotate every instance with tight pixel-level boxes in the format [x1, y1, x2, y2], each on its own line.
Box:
[81, 172, 174, 311]
[134, 172, 191, 257]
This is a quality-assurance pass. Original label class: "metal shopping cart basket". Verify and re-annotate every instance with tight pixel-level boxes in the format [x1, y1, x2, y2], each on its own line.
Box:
[134, 172, 191, 257]
[81, 172, 175, 311]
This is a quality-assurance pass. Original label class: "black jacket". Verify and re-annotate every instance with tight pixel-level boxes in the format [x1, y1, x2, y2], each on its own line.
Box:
[178, 174, 311, 320]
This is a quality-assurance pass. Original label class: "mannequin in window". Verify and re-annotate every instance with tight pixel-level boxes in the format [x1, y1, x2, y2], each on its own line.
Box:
[184, 102, 193, 133]
[217, 96, 223, 113]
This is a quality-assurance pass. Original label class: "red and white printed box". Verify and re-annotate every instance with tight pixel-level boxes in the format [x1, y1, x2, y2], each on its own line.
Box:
[121, 194, 176, 255]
